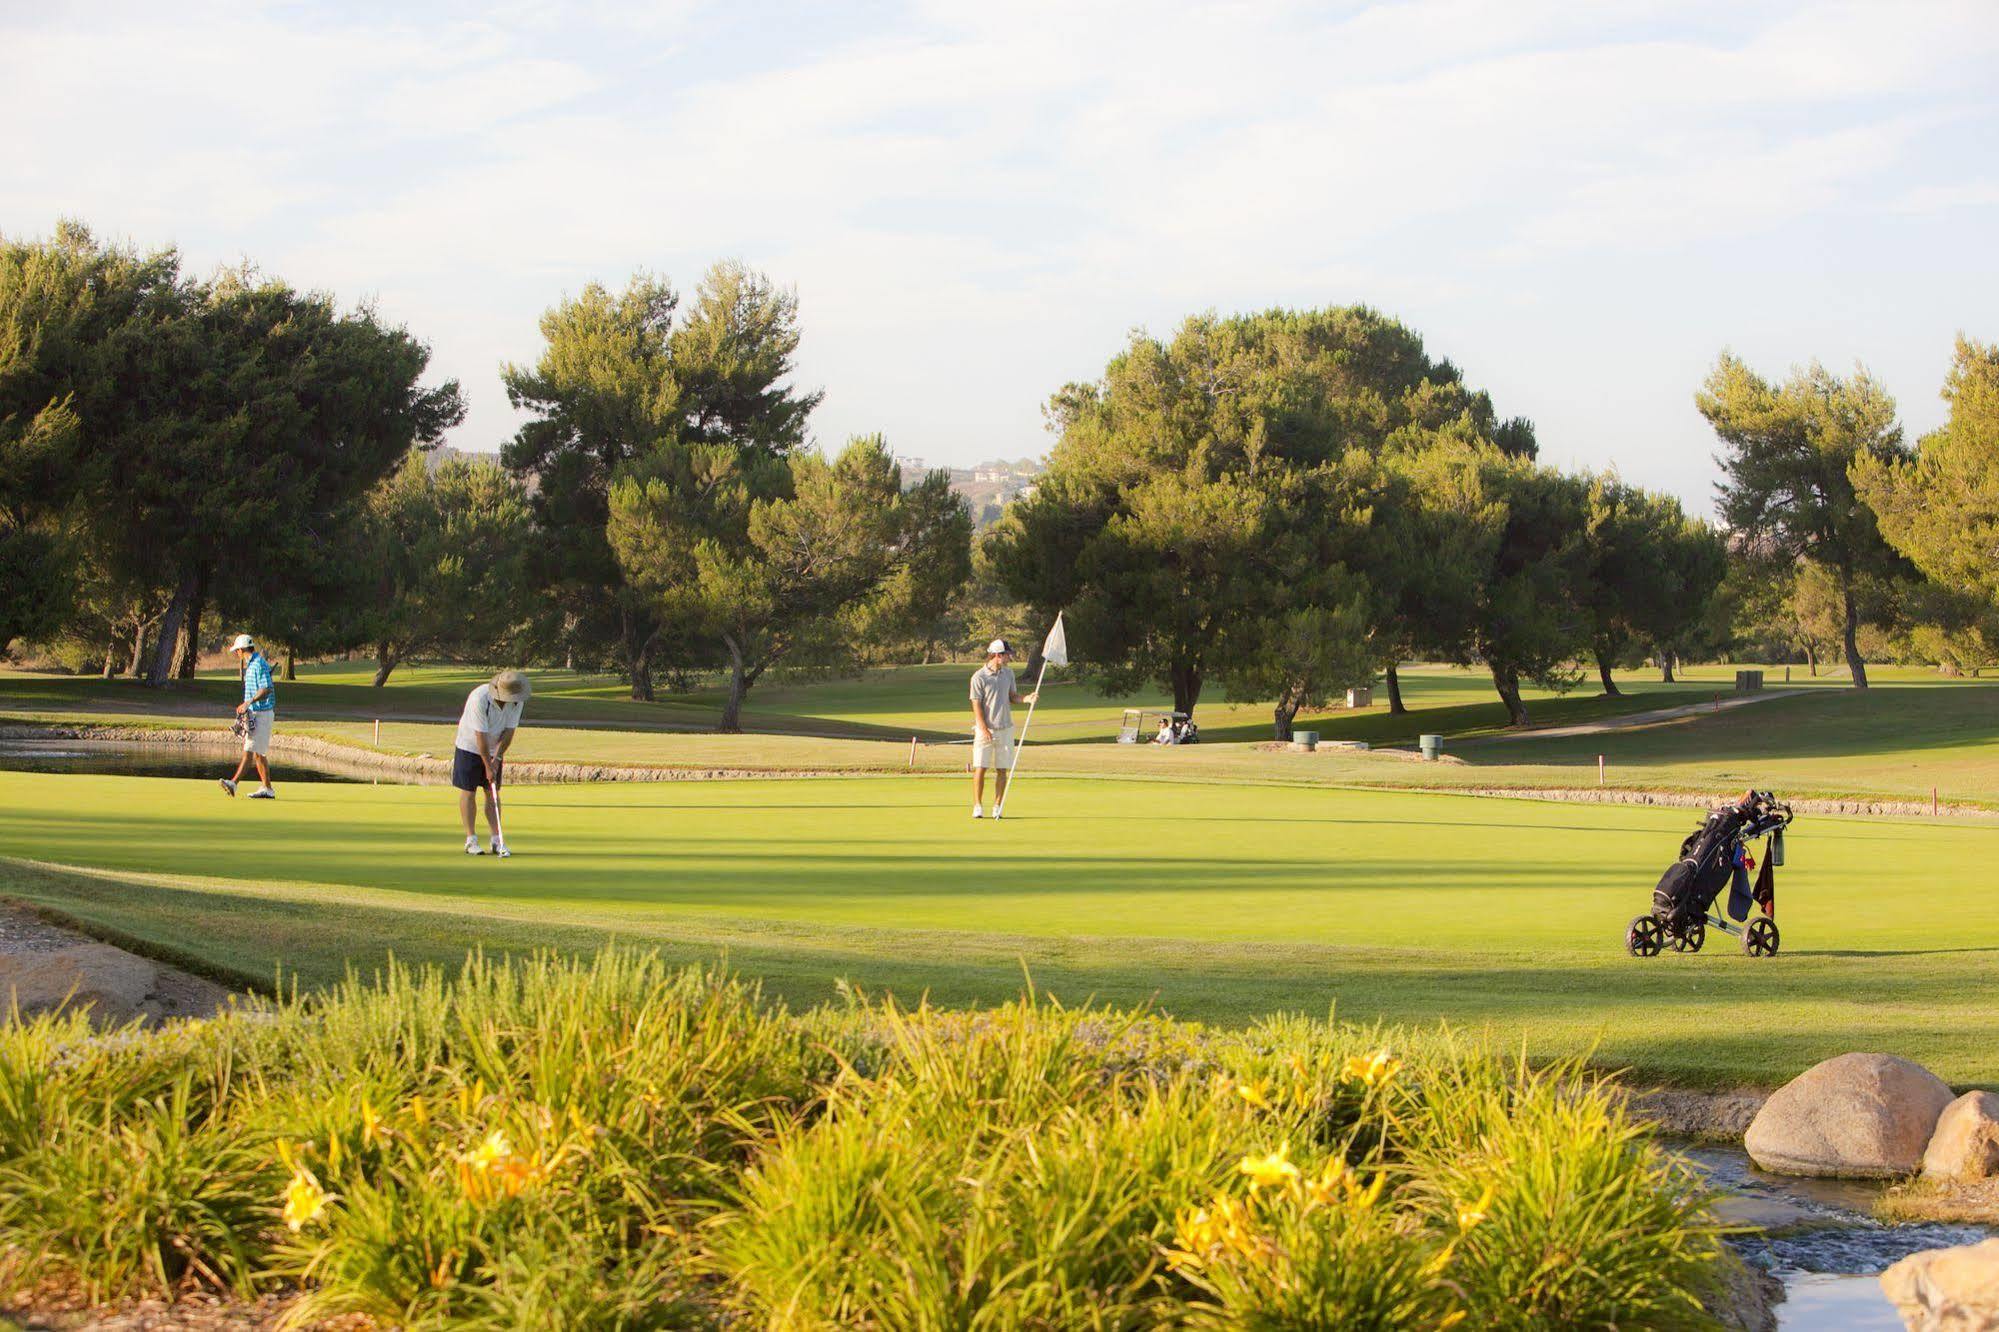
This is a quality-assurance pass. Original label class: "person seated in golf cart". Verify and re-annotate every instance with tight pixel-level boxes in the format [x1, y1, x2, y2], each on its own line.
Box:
[1153, 716, 1178, 745]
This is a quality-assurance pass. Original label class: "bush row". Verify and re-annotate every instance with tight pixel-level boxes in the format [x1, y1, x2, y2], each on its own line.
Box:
[2, 951, 1733, 1328]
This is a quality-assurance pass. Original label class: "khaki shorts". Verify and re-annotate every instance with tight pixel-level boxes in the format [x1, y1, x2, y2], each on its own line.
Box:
[971, 725, 1014, 770]
[242, 710, 274, 756]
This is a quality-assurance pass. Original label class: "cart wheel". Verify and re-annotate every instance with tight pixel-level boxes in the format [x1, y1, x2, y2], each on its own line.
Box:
[1626, 914, 1665, 957]
[1670, 920, 1706, 953]
[1742, 916, 1780, 958]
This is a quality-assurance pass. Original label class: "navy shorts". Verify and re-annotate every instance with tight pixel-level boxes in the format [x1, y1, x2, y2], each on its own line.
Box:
[451, 747, 495, 792]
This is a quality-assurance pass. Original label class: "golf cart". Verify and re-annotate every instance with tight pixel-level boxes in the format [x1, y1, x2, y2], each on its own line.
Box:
[1116, 708, 1199, 745]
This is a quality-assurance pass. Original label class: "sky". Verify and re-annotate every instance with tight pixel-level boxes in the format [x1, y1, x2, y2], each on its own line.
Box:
[5, 0, 1997, 515]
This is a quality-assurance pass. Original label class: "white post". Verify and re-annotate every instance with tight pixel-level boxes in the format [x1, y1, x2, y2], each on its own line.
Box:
[996, 658, 1050, 816]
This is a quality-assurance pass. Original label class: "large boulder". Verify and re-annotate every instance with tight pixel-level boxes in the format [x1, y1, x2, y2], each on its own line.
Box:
[1744, 1053, 1955, 1178]
[0, 942, 229, 1027]
[1925, 1092, 1999, 1182]
[1881, 1237, 1999, 1331]
[2, 943, 158, 1024]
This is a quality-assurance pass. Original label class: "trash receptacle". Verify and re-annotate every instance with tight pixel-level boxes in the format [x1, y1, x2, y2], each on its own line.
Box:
[1418, 733, 1442, 761]
[1291, 730, 1319, 751]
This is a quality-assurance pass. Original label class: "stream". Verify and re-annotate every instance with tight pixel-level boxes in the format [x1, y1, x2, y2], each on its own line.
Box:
[1681, 1144, 1991, 1329]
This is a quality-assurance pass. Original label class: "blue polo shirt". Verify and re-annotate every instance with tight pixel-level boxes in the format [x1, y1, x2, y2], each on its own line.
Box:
[243, 651, 276, 712]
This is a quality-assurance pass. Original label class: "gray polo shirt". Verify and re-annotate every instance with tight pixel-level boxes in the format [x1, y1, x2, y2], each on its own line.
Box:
[970, 664, 1015, 732]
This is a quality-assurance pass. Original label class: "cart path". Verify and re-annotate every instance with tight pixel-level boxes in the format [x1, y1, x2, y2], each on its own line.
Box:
[1454, 688, 1807, 746]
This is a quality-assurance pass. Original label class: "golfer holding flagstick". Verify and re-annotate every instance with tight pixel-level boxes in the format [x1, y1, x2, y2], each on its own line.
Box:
[452, 670, 530, 857]
[970, 614, 1067, 820]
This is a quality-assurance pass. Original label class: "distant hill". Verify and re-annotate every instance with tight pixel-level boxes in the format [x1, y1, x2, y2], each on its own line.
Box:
[895, 455, 1043, 527]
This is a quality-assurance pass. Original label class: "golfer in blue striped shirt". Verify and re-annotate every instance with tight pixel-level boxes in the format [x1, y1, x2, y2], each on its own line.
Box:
[219, 633, 277, 799]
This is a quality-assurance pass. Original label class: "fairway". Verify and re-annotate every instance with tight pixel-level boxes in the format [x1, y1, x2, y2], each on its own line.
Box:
[6, 767, 1997, 1087]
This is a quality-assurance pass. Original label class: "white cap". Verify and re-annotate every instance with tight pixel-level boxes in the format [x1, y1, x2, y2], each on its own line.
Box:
[230, 634, 255, 652]
[986, 639, 1013, 656]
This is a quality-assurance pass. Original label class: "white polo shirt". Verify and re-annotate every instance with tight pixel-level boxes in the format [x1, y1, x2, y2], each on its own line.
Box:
[455, 684, 524, 754]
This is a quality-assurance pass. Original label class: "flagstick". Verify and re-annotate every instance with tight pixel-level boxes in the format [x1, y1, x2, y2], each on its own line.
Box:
[996, 657, 1050, 817]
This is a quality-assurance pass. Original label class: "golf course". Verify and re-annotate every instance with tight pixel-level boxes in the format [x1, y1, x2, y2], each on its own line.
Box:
[5, 662, 1996, 1088]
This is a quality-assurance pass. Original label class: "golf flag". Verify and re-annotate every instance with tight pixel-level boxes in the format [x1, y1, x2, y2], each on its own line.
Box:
[1041, 613, 1069, 667]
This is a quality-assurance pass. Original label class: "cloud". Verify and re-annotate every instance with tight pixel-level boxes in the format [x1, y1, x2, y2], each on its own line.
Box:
[3, 0, 1996, 506]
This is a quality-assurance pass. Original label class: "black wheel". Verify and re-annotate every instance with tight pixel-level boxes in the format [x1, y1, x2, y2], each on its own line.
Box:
[1670, 920, 1706, 953]
[1743, 916, 1780, 957]
[1626, 914, 1665, 958]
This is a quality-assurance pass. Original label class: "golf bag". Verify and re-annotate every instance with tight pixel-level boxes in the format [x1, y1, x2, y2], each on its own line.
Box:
[1652, 792, 1789, 931]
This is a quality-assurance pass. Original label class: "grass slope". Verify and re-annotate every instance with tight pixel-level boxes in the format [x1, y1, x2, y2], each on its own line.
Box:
[5, 769, 1996, 1086]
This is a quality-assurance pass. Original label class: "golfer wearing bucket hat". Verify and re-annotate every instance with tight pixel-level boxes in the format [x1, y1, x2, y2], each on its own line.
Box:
[454, 669, 531, 857]
[218, 633, 277, 799]
[969, 638, 1036, 819]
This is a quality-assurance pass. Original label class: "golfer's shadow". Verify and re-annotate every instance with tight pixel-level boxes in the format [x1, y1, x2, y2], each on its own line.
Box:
[1785, 946, 1999, 958]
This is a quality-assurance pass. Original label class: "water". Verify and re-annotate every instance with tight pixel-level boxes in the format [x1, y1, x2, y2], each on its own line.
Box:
[1679, 1144, 1993, 1329]
[0, 738, 410, 784]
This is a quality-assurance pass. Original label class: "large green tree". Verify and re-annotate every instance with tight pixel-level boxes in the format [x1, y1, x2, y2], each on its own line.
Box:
[360, 450, 533, 685]
[62, 265, 464, 685]
[608, 436, 912, 731]
[1699, 355, 1908, 689]
[0, 223, 179, 654]
[503, 264, 818, 699]
[1852, 337, 1999, 615]
[1574, 476, 1727, 695]
[1463, 458, 1592, 726]
[990, 306, 1530, 719]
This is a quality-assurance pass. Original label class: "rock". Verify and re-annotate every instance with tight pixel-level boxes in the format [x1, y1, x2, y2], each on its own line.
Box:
[1881, 1236, 1999, 1331]
[1926, 1092, 1999, 1182]
[1, 942, 158, 1025]
[0, 941, 230, 1028]
[1744, 1053, 1955, 1178]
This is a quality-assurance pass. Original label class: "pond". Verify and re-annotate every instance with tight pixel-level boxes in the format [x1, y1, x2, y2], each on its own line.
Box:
[1680, 1143, 1991, 1329]
[0, 738, 434, 784]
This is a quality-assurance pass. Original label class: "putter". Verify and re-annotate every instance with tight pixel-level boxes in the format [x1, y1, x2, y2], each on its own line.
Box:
[488, 774, 509, 858]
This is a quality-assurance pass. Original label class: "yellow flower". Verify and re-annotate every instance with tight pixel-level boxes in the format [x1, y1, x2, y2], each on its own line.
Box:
[1233, 1079, 1273, 1111]
[1304, 1160, 1356, 1207]
[409, 1095, 430, 1128]
[281, 1166, 333, 1232]
[1343, 1048, 1402, 1088]
[1237, 1143, 1300, 1192]
[1457, 1182, 1497, 1231]
[360, 1101, 384, 1148]
[462, 1129, 514, 1173]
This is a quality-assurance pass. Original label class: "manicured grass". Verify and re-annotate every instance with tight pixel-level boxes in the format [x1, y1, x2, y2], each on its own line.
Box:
[6, 768, 1997, 1087]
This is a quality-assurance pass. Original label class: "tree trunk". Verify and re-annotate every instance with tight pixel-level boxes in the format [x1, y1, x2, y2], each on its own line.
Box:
[1169, 664, 1202, 717]
[1660, 653, 1676, 684]
[147, 572, 200, 686]
[1272, 683, 1304, 742]
[1803, 641, 1818, 676]
[1490, 662, 1529, 727]
[173, 577, 205, 680]
[129, 625, 150, 678]
[1840, 577, 1869, 689]
[283, 649, 297, 682]
[1596, 647, 1622, 696]
[372, 643, 398, 688]
[101, 641, 119, 678]
[719, 638, 748, 734]
[1384, 663, 1407, 714]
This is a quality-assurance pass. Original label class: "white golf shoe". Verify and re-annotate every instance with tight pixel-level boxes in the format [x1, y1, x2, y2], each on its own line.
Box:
[248, 786, 275, 799]
[218, 778, 237, 797]
[464, 835, 484, 856]
[492, 839, 510, 859]
[972, 805, 984, 819]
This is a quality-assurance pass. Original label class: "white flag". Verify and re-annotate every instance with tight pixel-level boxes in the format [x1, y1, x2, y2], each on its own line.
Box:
[1041, 612, 1069, 667]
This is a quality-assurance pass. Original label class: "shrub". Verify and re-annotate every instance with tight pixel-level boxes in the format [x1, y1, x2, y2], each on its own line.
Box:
[0, 953, 1736, 1328]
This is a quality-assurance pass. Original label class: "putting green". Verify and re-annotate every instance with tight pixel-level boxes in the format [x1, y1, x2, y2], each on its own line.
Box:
[4, 768, 1997, 1086]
